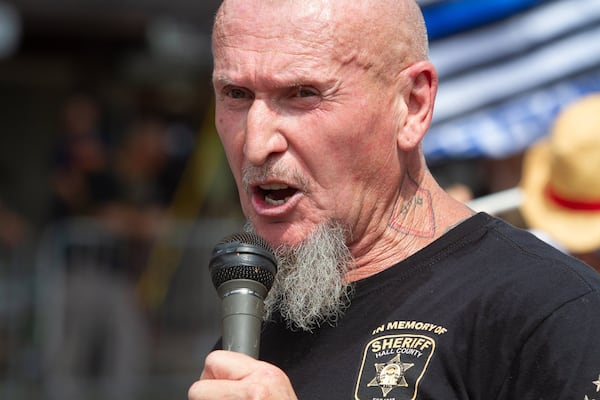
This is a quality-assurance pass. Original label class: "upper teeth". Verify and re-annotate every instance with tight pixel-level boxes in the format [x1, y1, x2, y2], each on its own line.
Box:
[260, 183, 289, 190]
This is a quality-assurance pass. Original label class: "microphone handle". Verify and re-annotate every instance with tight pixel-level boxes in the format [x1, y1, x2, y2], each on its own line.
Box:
[218, 279, 268, 359]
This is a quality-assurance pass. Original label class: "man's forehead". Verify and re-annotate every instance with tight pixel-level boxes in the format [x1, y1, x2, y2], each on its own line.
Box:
[215, 0, 338, 31]
[212, 0, 410, 81]
[213, 0, 340, 56]
[214, 0, 395, 48]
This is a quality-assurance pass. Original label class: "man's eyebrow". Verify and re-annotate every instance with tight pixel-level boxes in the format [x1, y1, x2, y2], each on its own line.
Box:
[212, 73, 338, 93]
[213, 75, 234, 87]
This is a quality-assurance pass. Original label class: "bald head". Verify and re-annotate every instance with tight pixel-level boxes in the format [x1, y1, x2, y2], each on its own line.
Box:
[212, 0, 429, 84]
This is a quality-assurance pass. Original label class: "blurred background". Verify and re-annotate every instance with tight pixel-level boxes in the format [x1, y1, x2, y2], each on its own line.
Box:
[0, 0, 599, 398]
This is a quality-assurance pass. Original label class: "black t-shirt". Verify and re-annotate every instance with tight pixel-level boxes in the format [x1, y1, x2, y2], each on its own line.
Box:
[259, 213, 600, 399]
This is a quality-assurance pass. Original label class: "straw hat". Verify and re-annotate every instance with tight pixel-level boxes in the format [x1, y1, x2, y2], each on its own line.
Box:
[520, 93, 600, 254]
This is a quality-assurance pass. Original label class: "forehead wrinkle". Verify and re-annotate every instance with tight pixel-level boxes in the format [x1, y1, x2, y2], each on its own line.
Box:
[325, 0, 428, 86]
[215, 23, 333, 59]
[214, 34, 338, 91]
[215, 62, 340, 96]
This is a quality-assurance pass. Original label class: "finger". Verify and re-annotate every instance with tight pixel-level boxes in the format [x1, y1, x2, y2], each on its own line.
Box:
[192, 350, 298, 400]
[189, 377, 285, 400]
[200, 350, 261, 380]
[188, 379, 247, 400]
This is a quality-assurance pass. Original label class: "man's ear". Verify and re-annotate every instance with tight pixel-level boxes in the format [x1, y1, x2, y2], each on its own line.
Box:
[397, 61, 438, 151]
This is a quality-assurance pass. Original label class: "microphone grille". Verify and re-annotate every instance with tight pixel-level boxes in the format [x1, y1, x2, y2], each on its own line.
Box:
[209, 232, 277, 290]
[221, 232, 271, 249]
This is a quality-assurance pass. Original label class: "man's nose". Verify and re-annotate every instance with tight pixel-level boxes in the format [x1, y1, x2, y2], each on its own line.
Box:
[244, 99, 288, 165]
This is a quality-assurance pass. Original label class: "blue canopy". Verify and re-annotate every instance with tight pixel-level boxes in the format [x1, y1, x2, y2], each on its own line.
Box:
[419, 0, 600, 162]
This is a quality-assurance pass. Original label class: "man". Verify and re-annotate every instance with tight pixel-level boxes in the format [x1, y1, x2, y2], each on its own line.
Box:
[189, 0, 600, 399]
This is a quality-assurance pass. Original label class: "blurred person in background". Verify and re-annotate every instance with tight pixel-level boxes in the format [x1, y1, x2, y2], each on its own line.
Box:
[520, 93, 600, 273]
[42, 93, 151, 400]
[0, 199, 30, 249]
[49, 91, 117, 220]
[99, 114, 174, 242]
[47, 94, 114, 265]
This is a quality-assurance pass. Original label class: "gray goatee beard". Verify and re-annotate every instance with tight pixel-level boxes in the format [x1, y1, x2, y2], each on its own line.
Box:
[245, 220, 355, 332]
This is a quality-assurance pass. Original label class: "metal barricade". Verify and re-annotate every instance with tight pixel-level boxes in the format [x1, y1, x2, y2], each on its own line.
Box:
[34, 216, 241, 400]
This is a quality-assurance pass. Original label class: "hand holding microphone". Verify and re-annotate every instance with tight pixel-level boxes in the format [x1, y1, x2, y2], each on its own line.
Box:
[188, 233, 298, 400]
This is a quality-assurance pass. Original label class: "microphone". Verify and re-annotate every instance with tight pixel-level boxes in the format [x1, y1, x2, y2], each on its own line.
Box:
[209, 232, 277, 359]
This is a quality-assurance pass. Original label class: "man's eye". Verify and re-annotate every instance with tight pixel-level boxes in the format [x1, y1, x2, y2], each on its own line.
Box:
[227, 87, 251, 99]
[295, 87, 318, 98]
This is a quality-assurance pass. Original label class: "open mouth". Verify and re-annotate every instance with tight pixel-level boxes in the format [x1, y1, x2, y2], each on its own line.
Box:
[258, 183, 299, 206]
